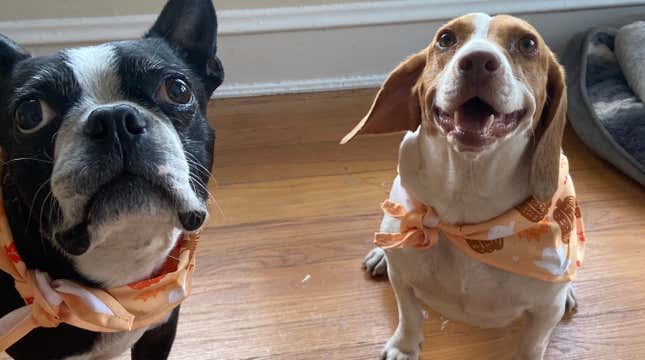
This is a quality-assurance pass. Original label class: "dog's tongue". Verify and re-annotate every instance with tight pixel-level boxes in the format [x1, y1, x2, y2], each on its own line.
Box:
[456, 97, 495, 131]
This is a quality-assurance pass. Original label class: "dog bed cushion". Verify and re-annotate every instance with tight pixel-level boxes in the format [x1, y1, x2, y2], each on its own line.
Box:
[615, 22, 645, 105]
[563, 26, 645, 186]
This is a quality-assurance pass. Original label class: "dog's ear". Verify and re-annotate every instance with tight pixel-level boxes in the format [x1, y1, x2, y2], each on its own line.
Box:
[530, 51, 567, 202]
[0, 34, 30, 150]
[341, 50, 427, 144]
[146, 0, 224, 96]
[0, 34, 30, 76]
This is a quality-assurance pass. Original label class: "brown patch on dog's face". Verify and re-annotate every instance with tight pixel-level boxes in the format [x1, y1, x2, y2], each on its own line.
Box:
[487, 16, 551, 130]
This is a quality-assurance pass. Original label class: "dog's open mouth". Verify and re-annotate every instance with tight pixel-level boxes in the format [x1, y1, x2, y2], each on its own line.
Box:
[434, 97, 526, 151]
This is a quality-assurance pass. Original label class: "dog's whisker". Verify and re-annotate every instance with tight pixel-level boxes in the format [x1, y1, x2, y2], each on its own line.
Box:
[0, 157, 53, 166]
[188, 174, 216, 203]
[38, 191, 53, 228]
[188, 175, 223, 217]
[37, 191, 55, 252]
[186, 159, 211, 178]
[43, 149, 54, 162]
[209, 197, 225, 218]
[184, 157, 213, 183]
[46, 193, 57, 240]
[185, 152, 213, 177]
[187, 162, 213, 182]
[26, 179, 51, 231]
[48, 193, 61, 233]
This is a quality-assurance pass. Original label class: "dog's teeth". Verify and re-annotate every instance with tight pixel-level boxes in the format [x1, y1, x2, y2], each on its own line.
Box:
[452, 111, 461, 130]
[485, 114, 495, 133]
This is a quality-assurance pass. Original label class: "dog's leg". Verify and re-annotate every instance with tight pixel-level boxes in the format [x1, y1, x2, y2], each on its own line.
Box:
[513, 303, 565, 360]
[366, 214, 400, 277]
[364, 247, 388, 277]
[131, 306, 180, 360]
[565, 285, 578, 314]
[382, 274, 424, 360]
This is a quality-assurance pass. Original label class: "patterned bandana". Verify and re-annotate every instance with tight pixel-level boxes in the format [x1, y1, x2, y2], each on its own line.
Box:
[375, 155, 586, 282]
[0, 166, 199, 352]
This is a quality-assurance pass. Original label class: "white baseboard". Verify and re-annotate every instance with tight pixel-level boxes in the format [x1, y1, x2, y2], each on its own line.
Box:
[215, 74, 387, 98]
[1, 0, 645, 98]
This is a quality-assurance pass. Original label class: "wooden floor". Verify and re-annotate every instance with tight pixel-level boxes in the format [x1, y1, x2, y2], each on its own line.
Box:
[27, 90, 645, 359]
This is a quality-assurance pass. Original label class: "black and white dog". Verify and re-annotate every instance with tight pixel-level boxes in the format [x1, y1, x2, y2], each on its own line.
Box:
[0, 0, 223, 358]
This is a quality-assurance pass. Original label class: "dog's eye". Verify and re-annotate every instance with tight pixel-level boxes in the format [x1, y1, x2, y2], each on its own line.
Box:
[518, 36, 538, 57]
[158, 77, 193, 105]
[437, 30, 457, 48]
[15, 99, 56, 134]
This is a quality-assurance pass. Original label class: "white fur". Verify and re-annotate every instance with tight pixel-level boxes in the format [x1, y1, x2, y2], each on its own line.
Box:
[65, 45, 121, 106]
[471, 13, 491, 39]
[368, 14, 573, 360]
[74, 215, 181, 288]
[64, 45, 119, 111]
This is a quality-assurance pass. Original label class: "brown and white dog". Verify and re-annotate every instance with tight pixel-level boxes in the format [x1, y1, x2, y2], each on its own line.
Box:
[342, 13, 574, 360]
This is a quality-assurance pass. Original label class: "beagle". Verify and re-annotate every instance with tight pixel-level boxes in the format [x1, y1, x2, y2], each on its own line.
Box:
[342, 13, 581, 360]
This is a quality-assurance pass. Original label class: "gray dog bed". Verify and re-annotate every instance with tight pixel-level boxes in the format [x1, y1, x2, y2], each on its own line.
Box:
[563, 27, 645, 186]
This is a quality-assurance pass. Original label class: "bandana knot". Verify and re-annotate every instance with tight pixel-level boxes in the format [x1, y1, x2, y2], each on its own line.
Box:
[375, 201, 439, 249]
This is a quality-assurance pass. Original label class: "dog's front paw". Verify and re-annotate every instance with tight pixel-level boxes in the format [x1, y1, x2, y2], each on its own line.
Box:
[380, 334, 421, 360]
[565, 286, 578, 314]
[381, 345, 419, 360]
[363, 247, 388, 277]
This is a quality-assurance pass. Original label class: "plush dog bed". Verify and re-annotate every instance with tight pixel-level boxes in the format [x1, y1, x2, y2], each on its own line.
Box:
[563, 26, 645, 186]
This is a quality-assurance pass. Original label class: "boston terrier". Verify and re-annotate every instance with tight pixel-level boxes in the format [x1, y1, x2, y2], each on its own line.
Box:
[0, 0, 223, 358]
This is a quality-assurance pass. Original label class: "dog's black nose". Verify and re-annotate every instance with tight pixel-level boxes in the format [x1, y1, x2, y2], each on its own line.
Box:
[85, 104, 148, 141]
[458, 50, 501, 76]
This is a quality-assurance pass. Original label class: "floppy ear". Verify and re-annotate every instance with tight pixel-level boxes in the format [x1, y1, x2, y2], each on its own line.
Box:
[340, 50, 427, 144]
[529, 51, 567, 202]
[146, 0, 224, 96]
[0, 34, 30, 150]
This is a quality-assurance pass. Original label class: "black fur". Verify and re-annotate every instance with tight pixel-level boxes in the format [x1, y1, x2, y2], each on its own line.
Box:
[131, 307, 180, 360]
[0, 0, 222, 358]
[146, 0, 224, 95]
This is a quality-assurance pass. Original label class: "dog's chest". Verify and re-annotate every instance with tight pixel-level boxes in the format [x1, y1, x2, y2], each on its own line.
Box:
[65, 328, 148, 360]
[381, 177, 566, 328]
[73, 224, 181, 287]
[386, 240, 532, 327]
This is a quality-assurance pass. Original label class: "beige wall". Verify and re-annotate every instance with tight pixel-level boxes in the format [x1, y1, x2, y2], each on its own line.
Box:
[0, 0, 378, 21]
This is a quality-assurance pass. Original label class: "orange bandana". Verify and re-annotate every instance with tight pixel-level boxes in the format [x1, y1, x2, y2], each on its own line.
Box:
[375, 155, 585, 282]
[0, 168, 198, 351]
